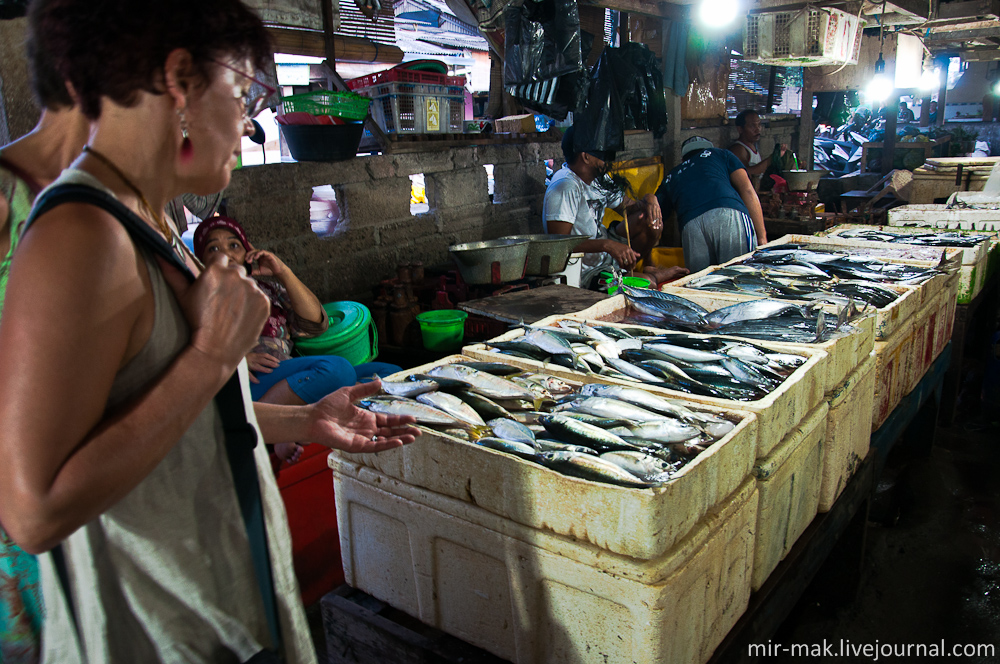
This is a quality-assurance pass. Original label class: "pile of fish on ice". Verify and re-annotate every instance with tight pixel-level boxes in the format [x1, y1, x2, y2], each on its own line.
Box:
[483, 317, 807, 399]
[682, 243, 949, 310]
[833, 228, 991, 248]
[361, 360, 742, 488]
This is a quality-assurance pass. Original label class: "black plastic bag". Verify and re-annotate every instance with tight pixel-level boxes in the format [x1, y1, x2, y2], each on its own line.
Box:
[573, 49, 625, 156]
[0, 0, 28, 19]
[503, 0, 587, 119]
[573, 43, 668, 157]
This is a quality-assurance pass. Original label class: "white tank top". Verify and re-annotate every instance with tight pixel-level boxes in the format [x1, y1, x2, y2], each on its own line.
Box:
[733, 140, 761, 167]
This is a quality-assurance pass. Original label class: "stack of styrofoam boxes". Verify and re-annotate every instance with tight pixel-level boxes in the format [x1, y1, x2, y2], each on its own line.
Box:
[888, 205, 1000, 301]
[764, 234, 959, 414]
[824, 223, 994, 307]
[649, 290, 878, 514]
[668, 235, 959, 430]
[331, 354, 762, 664]
[464, 317, 829, 592]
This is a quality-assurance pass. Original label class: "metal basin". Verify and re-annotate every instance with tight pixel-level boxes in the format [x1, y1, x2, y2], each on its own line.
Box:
[784, 169, 826, 191]
[448, 238, 530, 285]
[501, 234, 588, 276]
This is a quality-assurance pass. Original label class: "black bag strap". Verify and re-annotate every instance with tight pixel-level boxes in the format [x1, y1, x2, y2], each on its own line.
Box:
[28, 184, 284, 658]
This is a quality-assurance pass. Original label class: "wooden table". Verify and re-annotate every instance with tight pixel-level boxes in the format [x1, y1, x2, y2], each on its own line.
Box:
[858, 137, 949, 175]
[457, 284, 609, 325]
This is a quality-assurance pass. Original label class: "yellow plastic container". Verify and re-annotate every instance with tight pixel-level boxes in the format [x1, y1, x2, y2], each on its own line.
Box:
[651, 246, 686, 269]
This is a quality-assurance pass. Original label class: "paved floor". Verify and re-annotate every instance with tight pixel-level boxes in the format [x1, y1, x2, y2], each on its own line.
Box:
[771, 410, 1000, 661]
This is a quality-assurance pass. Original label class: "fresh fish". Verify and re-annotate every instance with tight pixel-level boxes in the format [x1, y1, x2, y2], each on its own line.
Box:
[643, 343, 725, 363]
[476, 437, 537, 459]
[538, 414, 642, 453]
[521, 329, 579, 358]
[416, 391, 486, 427]
[382, 378, 438, 398]
[428, 364, 536, 400]
[628, 419, 702, 443]
[706, 299, 802, 327]
[452, 390, 514, 420]
[455, 361, 523, 376]
[535, 439, 599, 455]
[567, 396, 669, 423]
[553, 411, 632, 428]
[539, 451, 651, 487]
[509, 376, 553, 401]
[488, 418, 536, 445]
[407, 374, 469, 389]
[523, 373, 575, 395]
[606, 357, 664, 383]
[360, 397, 465, 427]
[600, 451, 676, 482]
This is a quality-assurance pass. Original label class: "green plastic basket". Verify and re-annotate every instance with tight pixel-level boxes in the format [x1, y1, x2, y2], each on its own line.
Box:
[280, 90, 371, 121]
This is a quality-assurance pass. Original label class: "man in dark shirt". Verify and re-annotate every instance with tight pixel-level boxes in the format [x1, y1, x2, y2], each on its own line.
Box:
[656, 136, 766, 273]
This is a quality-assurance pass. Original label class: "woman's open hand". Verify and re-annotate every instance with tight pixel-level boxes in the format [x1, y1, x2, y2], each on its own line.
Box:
[306, 380, 420, 453]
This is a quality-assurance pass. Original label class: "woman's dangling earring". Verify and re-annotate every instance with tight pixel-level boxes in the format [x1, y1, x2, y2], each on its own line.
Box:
[178, 107, 193, 161]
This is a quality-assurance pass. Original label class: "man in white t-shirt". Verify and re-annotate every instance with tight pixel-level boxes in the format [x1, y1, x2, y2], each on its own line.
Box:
[543, 126, 687, 288]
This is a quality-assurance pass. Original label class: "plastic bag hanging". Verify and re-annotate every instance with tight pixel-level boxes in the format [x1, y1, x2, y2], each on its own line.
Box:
[503, 0, 588, 120]
[572, 48, 625, 156]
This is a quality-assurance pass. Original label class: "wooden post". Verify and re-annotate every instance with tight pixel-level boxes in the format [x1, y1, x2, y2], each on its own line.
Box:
[882, 93, 898, 176]
[935, 55, 948, 127]
[798, 86, 813, 170]
[765, 66, 777, 113]
[919, 94, 931, 126]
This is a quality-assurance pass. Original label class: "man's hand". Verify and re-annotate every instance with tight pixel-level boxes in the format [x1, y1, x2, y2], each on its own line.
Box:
[306, 380, 420, 453]
[603, 240, 641, 271]
[628, 194, 662, 233]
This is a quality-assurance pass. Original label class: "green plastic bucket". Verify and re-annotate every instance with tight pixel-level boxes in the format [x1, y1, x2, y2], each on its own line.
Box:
[602, 273, 653, 295]
[416, 309, 468, 351]
[294, 301, 377, 365]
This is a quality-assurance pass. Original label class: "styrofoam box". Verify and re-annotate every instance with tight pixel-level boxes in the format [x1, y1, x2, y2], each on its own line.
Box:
[828, 224, 995, 302]
[935, 272, 960, 359]
[889, 204, 1000, 230]
[462, 313, 828, 460]
[819, 351, 876, 512]
[639, 290, 876, 394]
[666, 256, 923, 342]
[339, 354, 758, 560]
[822, 224, 991, 266]
[332, 456, 759, 664]
[761, 234, 960, 308]
[822, 224, 991, 304]
[910, 290, 943, 392]
[751, 402, 827, 591]
[872, 319, 916, 431]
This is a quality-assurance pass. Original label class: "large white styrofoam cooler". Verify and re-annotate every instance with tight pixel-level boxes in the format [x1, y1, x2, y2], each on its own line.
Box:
[331, 456, 759, 664]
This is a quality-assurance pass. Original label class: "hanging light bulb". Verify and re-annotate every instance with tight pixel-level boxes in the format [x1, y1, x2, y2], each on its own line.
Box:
[866, 55, 893, 103]
[698, 0, 740, 28]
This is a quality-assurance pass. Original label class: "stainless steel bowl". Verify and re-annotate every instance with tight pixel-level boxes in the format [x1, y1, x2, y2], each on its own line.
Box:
[784, 169, 826, 191]
[448, 238, 530, 285]
[502, 234, 588, 276]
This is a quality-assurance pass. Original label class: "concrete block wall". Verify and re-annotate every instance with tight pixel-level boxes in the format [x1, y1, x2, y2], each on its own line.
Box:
[224, 140, 565, 302]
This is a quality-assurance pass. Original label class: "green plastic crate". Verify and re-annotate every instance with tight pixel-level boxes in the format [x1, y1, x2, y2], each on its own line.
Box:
[280, 90, 371, 121]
